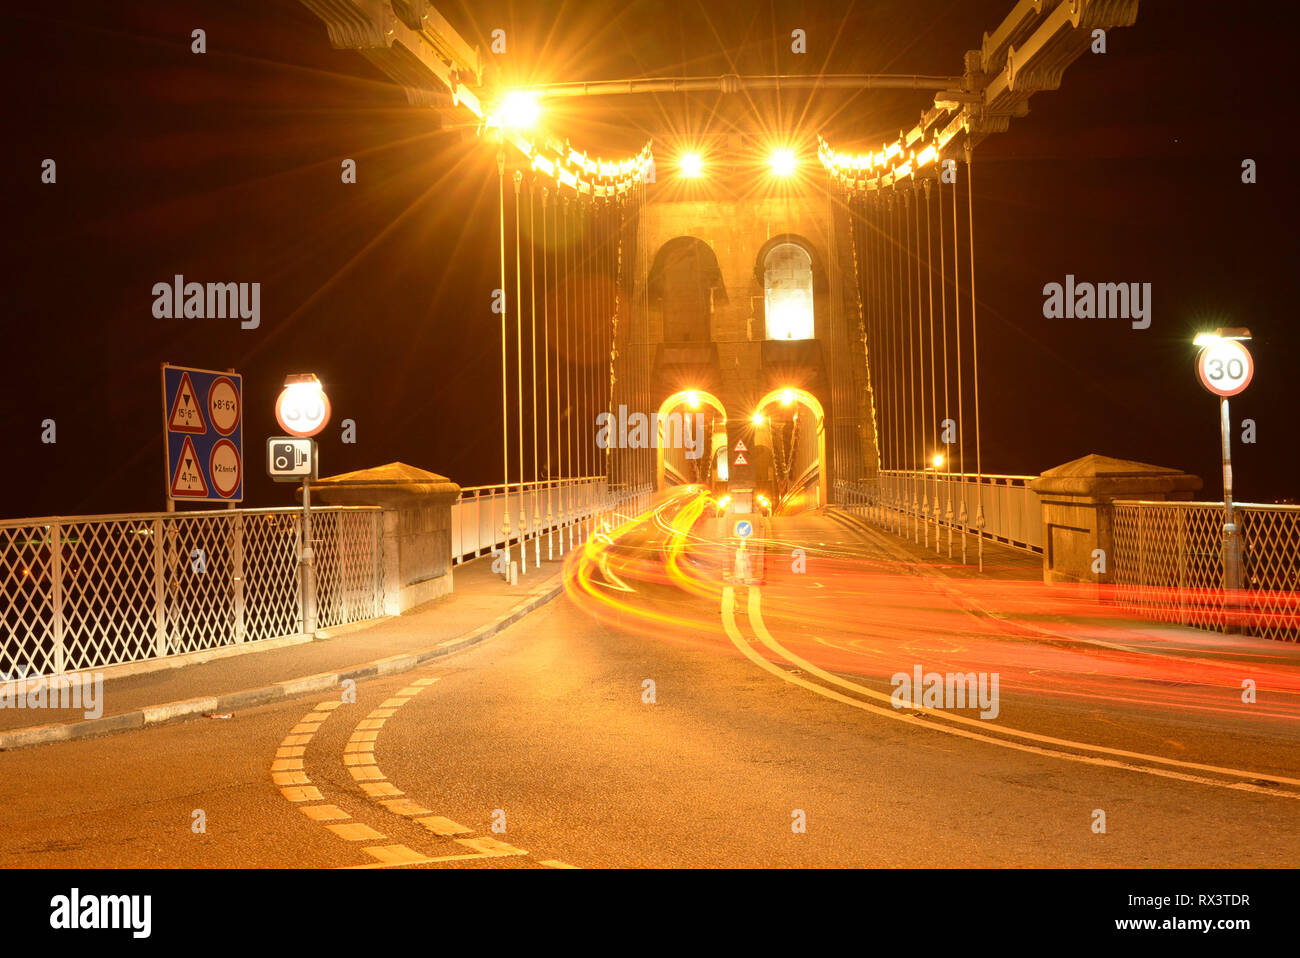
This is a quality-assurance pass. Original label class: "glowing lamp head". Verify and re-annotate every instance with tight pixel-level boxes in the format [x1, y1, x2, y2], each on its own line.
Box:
[679, 152, 703, 178]
[751, 413, 765, 426]
[276, 373, 331, 438]
[497, 91, 541, 130]
[685, 390, 701, 409]
[769, 149, 797, 176]
[780, 388, 796, 406]
[1194, 327, 1251, 347]
[931, 453, 946, 470]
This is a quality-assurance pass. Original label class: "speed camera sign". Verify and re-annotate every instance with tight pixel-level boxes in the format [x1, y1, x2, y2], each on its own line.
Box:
[1196, 340, 1254, 397]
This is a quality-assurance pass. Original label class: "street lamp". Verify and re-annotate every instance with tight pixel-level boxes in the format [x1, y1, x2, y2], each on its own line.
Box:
[1193, 327, 1254, 630]
[276, 373, 331, 636]
[769, 148, 796, 176]
[496, 91, 541, 130]
[679, 152, 703, 178]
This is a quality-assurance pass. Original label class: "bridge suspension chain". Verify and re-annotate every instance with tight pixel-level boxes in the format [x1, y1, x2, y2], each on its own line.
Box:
[513, 171, 526, 572]
[952, 166, 968, 565]
[496, 151, 512, 570]
[562, 195, 572, 545]
[965, 143, 985, 572]
[835, 159, 987, 565]
[924, 181, 939, 555]
[936, 172, 952, 559]
[529, 178, 540, 562]
[909, 187, 922, 546]
[542, 187, 553, 555]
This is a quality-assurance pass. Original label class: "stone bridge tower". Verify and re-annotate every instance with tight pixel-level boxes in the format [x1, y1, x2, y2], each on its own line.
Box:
[614, 135, 879, 511]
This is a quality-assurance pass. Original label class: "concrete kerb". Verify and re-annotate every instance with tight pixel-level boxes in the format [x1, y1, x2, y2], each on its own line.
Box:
[0, 574, 567, 752]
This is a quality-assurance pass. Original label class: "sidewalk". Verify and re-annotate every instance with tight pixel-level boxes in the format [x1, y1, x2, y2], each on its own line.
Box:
[823, 507, 1300, 668]
[0, 553, 568, 750]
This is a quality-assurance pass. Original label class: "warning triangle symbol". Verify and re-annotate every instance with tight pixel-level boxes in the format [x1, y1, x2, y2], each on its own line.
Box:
[168, 373, 207, 434]
[734, 440, 748, 452]
[733, 452, 749, 466]
[170, 436, 209, 497]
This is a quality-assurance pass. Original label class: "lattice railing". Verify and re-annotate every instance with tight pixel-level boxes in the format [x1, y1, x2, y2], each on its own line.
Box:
[315, 509, 385, 629]
[836, 471, 1043, 555]
[1113, 500, 1300, 642]
[450, 477, 654, 565]
[452, 476, 612, 563]
[0, 506, 385, 677]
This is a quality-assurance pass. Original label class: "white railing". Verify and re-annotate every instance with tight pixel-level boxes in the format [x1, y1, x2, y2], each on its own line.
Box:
[1112, 500, 1300, 642]
[0, 506, 385, 679]
[451, 477, 654, 565]
[836, 470, 1043, 556]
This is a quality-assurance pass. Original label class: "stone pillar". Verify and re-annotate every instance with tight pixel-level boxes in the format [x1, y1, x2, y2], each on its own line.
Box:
[1029, 454, 1201, 585]
[308, 462, 461, 614]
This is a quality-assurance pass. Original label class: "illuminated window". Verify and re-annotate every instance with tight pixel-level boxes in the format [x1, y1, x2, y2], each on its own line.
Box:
[763, 243, 814, 340]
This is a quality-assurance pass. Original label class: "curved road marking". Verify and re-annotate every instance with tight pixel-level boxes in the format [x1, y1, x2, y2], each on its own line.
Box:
[721, 586, 1300, 800]
[273, 698, 438, 865]
[342, 673, 577, 869]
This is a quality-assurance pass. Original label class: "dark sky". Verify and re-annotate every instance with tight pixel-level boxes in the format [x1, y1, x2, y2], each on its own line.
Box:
[1, 0, 1296, 518]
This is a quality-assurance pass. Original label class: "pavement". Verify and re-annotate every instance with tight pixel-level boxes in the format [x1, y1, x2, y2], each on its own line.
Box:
[0, 550, 568, 750]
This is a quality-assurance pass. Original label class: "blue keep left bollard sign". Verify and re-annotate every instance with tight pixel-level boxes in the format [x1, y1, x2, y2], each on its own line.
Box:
[734, 520, 753, 539]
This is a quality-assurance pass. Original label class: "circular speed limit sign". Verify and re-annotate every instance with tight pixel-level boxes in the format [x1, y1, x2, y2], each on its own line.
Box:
[275, 380, 331, 437]
[1196, 340, 1254, 397]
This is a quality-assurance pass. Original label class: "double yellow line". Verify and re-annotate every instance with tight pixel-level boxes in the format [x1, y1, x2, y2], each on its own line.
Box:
[721, 584, 1300, 800]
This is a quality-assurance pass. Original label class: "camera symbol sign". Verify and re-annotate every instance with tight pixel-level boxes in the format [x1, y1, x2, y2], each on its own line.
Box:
[267, 437, 316, 482]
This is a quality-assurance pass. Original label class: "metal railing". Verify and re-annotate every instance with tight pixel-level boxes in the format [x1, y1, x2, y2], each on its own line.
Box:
[837, 471, 1043, 556]
[0, 506, 385, 678]
[1112, 500, 1300, 641]
[451, 477, 654, 566]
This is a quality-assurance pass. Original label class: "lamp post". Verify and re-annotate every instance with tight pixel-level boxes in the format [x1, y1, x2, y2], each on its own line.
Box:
[1193, 328, 1254, 632]
[276, 373, 331, 635]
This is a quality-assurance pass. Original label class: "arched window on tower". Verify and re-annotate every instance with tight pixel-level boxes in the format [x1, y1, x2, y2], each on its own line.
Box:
[763, 242, 814, 341]
[649, 237, 725, 343]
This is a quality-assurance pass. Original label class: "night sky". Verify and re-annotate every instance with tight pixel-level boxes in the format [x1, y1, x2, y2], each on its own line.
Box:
[2, 0, 1296, 517]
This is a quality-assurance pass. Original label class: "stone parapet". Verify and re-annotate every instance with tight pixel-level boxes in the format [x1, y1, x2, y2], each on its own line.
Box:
[307, 462, 461, 613]
[1030, 454, 1202, 585]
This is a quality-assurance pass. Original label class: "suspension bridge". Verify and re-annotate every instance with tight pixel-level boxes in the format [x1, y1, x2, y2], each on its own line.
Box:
[3, 0, 1300, 879]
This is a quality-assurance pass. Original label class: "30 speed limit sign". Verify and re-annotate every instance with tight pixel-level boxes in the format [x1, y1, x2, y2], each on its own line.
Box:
[275, 377, 331, 437]
[1196, 340, 1254, 397]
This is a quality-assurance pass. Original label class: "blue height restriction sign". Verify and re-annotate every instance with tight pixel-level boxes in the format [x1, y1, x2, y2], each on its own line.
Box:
[162, 364, 244, 503]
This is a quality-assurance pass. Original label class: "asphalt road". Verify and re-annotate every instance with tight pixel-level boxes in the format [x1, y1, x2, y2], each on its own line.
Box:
[2, 492, 1298, 868]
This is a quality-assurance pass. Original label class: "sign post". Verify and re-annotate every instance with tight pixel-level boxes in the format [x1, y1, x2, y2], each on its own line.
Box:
[275, 374, 331, 635]
[161, 363, 244, 511]
[1195, 334, 1254, 631]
